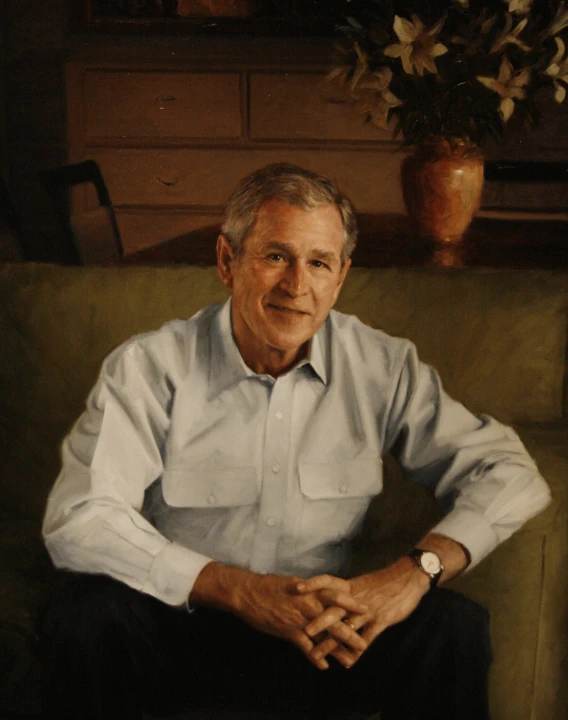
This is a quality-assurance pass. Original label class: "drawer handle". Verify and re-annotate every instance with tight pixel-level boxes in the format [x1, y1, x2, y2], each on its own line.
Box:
[158, 96, 177, 102]
[327, 97, 348, 105]
[157, 177, 179, 187]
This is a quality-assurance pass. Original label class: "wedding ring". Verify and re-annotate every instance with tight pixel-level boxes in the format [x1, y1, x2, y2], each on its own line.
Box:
[345, 621, 357, 631]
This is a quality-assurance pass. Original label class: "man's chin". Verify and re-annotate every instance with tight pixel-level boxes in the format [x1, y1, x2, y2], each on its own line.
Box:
[265, 330, 311, 355]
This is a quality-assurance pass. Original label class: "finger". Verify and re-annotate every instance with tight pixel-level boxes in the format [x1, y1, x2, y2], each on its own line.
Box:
[332, 619, 380, 668]
[289, 629, 329, 671]
[325, 620, 368, 653]
[295, 574, 351, 594]
[331, 645, 363, 669]
[309, 620, 367, 662]
[305, 606, 347, 637]
[310, 635, 341, 664]
[317, 589, 369, 614]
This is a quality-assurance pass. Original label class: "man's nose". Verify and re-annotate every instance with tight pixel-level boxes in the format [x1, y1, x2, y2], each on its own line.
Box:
[280, 261, 309, 296]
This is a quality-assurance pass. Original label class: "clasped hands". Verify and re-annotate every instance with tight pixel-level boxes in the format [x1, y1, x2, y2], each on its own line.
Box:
[234, 558, 430, 671]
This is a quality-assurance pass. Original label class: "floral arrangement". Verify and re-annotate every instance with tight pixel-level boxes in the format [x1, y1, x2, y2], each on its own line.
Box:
[329, 0, 568, 148]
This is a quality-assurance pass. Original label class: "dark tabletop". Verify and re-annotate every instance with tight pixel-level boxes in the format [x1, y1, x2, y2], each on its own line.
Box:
[119, 213, 568, 270]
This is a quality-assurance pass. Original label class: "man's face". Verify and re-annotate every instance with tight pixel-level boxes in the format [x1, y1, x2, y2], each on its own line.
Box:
[217, 199, 351, 372]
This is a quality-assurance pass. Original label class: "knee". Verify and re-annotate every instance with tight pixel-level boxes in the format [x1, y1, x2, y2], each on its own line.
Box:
[437, 588, 489, 624]
[421, 589, 491, 650]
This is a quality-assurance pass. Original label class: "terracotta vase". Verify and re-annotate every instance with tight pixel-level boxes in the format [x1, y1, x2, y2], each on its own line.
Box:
[401, 139, 484, 243]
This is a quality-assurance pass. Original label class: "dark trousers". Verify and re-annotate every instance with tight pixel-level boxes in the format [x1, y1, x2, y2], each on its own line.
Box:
[40, 573, 491, 720]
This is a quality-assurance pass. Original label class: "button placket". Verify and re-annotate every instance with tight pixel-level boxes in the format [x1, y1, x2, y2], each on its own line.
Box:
[249, 375, 293, 572]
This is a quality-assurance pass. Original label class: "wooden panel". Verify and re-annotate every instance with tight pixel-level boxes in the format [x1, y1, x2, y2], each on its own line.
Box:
[84, 70, 242, 139]
[8, 91, 65, 142]
[116, 210, 222, 254]
[250, 72, 392, 143]
[94, 148, 405, 213]
[498, 182, 568, 210]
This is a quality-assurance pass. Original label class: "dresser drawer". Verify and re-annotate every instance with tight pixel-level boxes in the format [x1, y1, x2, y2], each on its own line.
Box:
[250, 72, 392, 142]
[94, 148, 405, 212]
[84, 70, 242, 139]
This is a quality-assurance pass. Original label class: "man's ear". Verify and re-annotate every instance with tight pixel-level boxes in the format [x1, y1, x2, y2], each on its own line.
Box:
[216, 234, 235, 289]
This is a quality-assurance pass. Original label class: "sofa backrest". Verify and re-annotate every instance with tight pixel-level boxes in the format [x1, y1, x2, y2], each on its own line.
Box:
[0, 263, 566, 520]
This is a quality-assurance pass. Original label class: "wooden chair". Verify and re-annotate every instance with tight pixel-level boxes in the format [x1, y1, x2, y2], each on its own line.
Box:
[40, 160, 123, 265]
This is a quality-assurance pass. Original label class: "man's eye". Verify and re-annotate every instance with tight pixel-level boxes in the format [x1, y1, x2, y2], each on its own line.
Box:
[267, 253, 284, 262]
[311, 260, 328, 269]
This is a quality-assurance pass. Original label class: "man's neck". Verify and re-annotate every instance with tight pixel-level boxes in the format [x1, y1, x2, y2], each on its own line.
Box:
[239, 341, 308, 379]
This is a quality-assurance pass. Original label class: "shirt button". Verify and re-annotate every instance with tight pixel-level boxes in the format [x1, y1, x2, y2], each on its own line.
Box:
[272, 464, 280, 473]
[207, 493, 217, 505]
[266, 517, 276, 527]
[339, 482, 349, 494]
[275, 411, 283, 420]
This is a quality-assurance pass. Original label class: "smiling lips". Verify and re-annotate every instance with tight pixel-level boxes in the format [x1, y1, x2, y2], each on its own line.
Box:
[267, 303, 310, 316]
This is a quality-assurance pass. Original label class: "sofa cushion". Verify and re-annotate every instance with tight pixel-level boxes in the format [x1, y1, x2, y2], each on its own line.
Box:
[337, 268, 568, 425]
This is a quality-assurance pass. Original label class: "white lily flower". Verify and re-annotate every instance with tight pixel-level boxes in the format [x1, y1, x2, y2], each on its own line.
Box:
[545, 37, 568, 103]
[357, 67, 394, 93]
[368, 90, 404, 130]
[548, 3, 568, 35]
[506, 0, 532, 14]
[477, 55, 531, 121]
[491, 13, 530, 52]
[352, 67, 403, 129]
[384, 14, 448, 76]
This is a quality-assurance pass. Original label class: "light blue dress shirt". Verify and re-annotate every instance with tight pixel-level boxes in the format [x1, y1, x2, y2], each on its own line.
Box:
[43, 300, 550, 606]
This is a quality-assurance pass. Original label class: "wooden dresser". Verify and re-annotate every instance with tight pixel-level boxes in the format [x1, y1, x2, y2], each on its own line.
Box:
[65, 41, 408, 256]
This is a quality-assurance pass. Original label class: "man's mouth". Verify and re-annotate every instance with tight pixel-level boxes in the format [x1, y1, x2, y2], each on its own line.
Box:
[267, 303, 310, 315]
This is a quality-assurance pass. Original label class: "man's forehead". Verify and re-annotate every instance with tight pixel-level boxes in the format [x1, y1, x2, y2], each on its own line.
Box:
[256, 198, 339, 219]
[251, 200, 343, 236]
[246, 201, 343, 256]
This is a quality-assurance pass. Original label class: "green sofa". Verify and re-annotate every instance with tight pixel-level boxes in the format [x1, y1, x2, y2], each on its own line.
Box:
[0, 262, 567, 720]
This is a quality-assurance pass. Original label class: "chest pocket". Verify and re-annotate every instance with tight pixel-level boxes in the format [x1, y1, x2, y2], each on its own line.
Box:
[298, 458, 383, 542]
[161, 467, 258, 508]
[299, 458, 383, 499]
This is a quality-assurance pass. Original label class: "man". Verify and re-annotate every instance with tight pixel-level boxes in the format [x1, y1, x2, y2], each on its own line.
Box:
[41, 163, 550, 720]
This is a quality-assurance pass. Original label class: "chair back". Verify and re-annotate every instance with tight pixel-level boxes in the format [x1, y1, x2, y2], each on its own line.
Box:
[40, 160, 123, 265]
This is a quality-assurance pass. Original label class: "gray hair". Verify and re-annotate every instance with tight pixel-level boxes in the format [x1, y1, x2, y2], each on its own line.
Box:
[221, 163, 358, 263]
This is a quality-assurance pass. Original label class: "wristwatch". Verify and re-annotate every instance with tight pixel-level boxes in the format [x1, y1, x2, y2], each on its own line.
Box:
[407, 548, 444, 588]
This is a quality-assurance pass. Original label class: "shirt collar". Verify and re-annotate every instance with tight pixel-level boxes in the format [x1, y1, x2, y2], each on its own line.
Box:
[208, 299, 329, 398]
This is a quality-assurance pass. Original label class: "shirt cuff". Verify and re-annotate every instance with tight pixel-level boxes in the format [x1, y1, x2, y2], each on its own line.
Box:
[430, 508, 500, 571]
[142, 541, 214, 606]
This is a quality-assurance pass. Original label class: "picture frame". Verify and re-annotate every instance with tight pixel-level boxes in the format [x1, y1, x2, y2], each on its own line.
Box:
[72, 0, 350, 36]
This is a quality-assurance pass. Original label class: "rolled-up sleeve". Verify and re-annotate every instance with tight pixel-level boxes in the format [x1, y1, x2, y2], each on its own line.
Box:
[43, 340, 213, 606]
[384, 342, 552, 568]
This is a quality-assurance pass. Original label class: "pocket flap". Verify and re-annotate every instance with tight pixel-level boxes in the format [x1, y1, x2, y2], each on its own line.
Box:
[299, 458, 383, 500]
[161, 467, 258, 508]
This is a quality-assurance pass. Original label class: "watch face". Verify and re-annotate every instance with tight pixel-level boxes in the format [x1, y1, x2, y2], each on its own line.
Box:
[421, 551, 442, 575]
